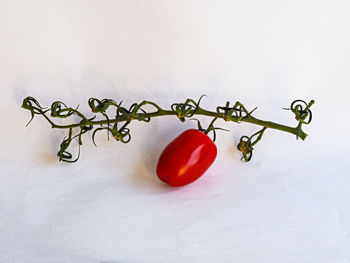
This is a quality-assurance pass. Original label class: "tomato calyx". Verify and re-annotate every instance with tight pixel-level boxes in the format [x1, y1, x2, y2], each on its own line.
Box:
[190, 117, 229, 142]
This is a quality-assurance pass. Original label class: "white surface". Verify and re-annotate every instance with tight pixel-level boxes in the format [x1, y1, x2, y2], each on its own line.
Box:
[1, 1, 350, 262]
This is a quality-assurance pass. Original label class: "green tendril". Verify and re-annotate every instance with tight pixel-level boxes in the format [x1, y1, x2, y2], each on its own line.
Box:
[51, 101, 77, 118]
[21, 96, 49, 126]
[171, 94, 206, 122]
[237, 127, 267, 162]
[217, 101, 257, 122]
[88, 98, 118, 113]
[57, 128, 81, 163]
[284, 99, 314, 139]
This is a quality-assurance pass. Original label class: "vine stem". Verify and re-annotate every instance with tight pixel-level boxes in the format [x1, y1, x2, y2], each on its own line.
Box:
[22, 96, 314, 163]
[44, 107, 307, 140]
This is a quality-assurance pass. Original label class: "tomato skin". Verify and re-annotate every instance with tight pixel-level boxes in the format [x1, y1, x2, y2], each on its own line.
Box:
[156, 129, 217, 186]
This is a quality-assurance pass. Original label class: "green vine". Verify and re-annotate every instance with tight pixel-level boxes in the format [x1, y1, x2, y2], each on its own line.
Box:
[22, 96, 314, 163]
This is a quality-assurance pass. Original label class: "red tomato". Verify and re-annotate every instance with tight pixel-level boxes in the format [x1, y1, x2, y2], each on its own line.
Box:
[156, 129, 217, 186]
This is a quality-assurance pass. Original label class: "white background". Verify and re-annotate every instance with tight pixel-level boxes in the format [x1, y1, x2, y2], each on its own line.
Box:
[1, 1, 349, 262]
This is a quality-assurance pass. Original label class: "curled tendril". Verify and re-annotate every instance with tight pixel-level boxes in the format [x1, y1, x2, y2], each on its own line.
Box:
[191, 117, 229, 142]
[88, 98, 120, 140]
[237, 127, 267, 162]
[285, 99, 314, 125]
[217, 101, 257, 122]
[116, 100, 162, 122]
[138, 101, 163, 112]
[124, 103, 151, 122]
[92, 127, 110, 146]
[21, 96, 49, 126]
[50, 101, 78, 118]
[237, 136, 254, 161]
[57, 124, 95, 162]
[79, 119, 94, 144]
[112, 121, 131, 143]
[92, 121, 131, 146]
[171, 94, 206, 122]
[88, 98, 118, 113]
[57, 128, 81, 163]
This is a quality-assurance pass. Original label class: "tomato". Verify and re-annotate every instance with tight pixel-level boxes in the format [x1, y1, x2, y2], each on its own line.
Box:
[156, 129, 217, 186]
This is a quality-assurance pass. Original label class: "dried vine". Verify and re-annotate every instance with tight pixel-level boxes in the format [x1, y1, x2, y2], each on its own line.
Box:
[22, 95, 314, 163]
